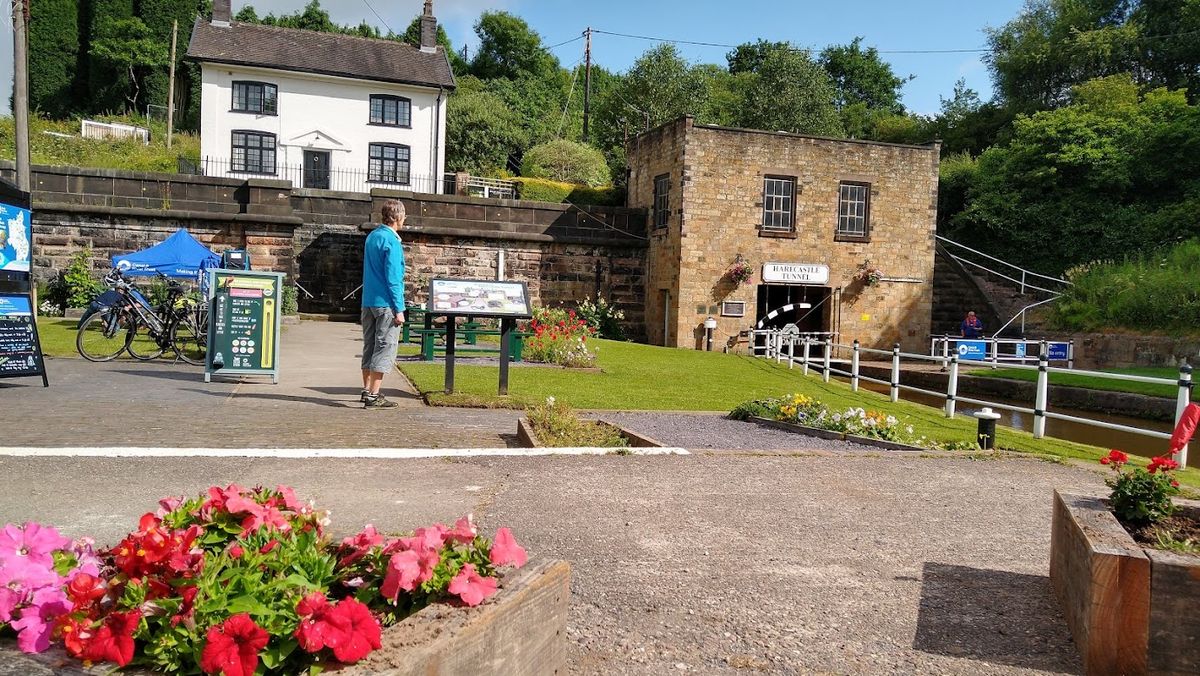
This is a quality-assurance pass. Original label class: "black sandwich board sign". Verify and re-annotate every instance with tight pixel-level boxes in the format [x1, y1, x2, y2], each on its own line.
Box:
[0, 294, 48, 387]
[204, 269, 284, 384]
[425, 278, 533, 396]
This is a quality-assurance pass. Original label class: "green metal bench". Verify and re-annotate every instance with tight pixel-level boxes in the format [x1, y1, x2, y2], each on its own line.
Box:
[408, 327, 529, 362]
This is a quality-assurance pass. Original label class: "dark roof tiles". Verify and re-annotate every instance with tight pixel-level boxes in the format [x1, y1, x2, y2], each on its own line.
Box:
[187, 19, 456, 90]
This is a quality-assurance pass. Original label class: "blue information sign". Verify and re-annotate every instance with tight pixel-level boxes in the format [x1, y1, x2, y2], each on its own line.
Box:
[956, 340, 988, 361]
[0, 201, 32, 275]
[1048, 342, 1070, 361]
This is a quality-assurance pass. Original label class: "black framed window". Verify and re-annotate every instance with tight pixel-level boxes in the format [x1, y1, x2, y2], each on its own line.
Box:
[232, 81, 277, 115]
[369, 95, 412, 127]
[368, 143, 411, 184]
[230, 130, 276, 175]
[653, 173, 670, 229]
[762, 176, 796, 232]
[836, 181, 871, 240]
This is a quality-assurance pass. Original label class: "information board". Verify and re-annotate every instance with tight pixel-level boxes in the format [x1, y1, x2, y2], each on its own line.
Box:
[0, 293, 47, 386]
[428, 279, 531, 318]
[1048, 342, 1070, 361]
[205, 270, 284, 384]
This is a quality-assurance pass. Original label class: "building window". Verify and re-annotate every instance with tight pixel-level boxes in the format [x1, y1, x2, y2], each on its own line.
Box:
[231, 81, 277, 115]
[837, 182, 871, 240]
[369, 95, 412, 127]
[653, 173, 670, 229]
[762, 176, 796, 232]
[368, 143, 411, 184]
[230, 130, 276, 174]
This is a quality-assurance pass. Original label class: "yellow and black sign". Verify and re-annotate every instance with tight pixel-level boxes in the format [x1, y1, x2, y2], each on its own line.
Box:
[205, 270, 285, 384]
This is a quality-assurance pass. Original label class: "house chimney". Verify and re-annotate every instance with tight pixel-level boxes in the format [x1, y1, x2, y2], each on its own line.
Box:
[420, 0, 438, 53]
[212, 0, 231, 27]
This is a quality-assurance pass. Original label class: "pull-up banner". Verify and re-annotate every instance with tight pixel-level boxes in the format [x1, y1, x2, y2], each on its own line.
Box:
[0, 293, 48, 386]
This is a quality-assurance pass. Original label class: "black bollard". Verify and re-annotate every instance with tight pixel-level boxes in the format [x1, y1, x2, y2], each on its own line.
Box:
[973, 407, 1002, 450]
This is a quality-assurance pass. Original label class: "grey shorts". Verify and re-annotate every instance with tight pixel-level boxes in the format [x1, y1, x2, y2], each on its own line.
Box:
[361, 307, 400, 373]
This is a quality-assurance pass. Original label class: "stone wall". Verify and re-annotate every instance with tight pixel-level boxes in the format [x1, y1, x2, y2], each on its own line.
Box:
[1062, 332, 1200, 371]
[627, 117, 940, 352]
[10, 164, 648, 334]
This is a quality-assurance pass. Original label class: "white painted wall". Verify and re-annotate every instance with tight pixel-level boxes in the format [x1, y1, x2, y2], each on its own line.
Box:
[199, 64, 448, 193]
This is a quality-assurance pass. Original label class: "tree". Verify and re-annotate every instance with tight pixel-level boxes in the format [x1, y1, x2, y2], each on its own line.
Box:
[470, 11, 558, 80]
[734, 48, 842, 135]
[609, 44, 708, 129]
[520, 139, 609, 186]
[819, 37, 910, 113]
[86, 0, 137, 114]
[1134, 0, 1200, 98]
[29, 0, 80, 118]
[445, 77, 528, 174]
[137, 0, 207, 126]
[402, 16, 468, 74]
[89, 16, 170, 112]
[726, 39, 790, 75]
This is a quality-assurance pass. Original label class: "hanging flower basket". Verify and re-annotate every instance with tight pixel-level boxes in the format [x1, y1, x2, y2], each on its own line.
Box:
[726, 261, 754, 287]
[854, 260, 884, 287]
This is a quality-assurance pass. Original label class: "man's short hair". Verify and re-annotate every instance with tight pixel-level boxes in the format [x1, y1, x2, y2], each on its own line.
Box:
[381, 200, 406, 224]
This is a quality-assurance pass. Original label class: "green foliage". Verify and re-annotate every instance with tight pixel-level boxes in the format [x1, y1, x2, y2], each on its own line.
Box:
[1049, 239, 1200, 333]
[89, 16, 171, 112]
[445, 79, 526, 174]
[0, 115, 201, 172]
[513, 177, 623, 206]
[951, 76, 1200, 274]
[470, 11, 558, 80]
[53, 248, 104, 308]
[936, 152, 978, 229]
[733, 46, 843, 136]
[520, 139, 609, 186]
[1103, 452, 1181, 526]
[729, 399, 776, 421]
[575, 296, 626, 340]
[819, 37, 910, 114]
[29, 0, 80, 118]
[526, 397, 627, 447]
[281, 284, 299, 316]
[401, 15, 468, 74]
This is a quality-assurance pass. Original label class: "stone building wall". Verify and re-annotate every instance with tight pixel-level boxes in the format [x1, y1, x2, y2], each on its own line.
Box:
[627, 118, 940, 352]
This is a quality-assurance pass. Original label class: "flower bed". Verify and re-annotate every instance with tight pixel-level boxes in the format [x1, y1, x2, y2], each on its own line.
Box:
[523, 308, 598, 368]
[0, 486, 532, 674]
[731, 394, 921, 446]
[520, 397, 629, 448]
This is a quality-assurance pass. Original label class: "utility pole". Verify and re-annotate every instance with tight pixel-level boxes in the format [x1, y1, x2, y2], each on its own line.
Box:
[582, 27, 592, 142]
[167, 20, 178, 148]
[12, 0, 30, 191]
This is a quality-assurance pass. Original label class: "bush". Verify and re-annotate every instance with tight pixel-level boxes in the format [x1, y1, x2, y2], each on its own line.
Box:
[513, 177, 624, 206]
[281, 284, 299, 316]
[520, 139, 609, 186]
[526, 396, 627, 447]
[49, 248, 103, 309]
[575, 296, 626, 340]
[1049, 239, 1200, 333]
[523, 307, 597, 368]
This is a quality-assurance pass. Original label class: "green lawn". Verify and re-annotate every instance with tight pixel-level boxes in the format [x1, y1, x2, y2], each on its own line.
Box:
[972, 366, 1180, 399]
[35, 318, 79, 358]
[399, 339, 1200, 488]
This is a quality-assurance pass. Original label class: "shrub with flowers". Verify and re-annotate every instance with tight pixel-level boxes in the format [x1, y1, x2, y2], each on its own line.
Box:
[525, 307, 598, 368]
[1099, 449, 1182, 527]
[0, 485, 527, 674]
[575, 296, 626, 340]
[730, 394, 918, 444]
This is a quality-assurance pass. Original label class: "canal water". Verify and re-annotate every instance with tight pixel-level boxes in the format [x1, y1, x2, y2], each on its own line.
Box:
[853, 381, 1174, 456]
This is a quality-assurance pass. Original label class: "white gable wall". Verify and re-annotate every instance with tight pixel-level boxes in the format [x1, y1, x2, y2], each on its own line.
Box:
[199, 63, 448, 193]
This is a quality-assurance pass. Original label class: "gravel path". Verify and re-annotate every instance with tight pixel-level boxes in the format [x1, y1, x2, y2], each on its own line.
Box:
[601, 412, 882, 451]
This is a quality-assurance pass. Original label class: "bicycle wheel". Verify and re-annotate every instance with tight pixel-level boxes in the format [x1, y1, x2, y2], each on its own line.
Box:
[171, 317, 207, 366]
[76, 308, 133, 362]
[127, 319, 166, 361]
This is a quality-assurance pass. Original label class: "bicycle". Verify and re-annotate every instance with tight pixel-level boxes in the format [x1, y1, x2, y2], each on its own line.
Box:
[76, 270, 208, 365]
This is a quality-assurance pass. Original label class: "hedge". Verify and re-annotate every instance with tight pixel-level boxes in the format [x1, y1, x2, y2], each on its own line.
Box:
[513, 177, 624, 207]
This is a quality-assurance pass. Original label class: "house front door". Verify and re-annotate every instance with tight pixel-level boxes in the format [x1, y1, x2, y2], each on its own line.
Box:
[303, 150, 330, 190]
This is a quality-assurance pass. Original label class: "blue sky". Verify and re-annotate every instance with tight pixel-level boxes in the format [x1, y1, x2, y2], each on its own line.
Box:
[0, 0, 1027, 116]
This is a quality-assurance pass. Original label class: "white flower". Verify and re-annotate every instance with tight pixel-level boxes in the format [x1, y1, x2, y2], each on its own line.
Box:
[547, 396, 556, 405]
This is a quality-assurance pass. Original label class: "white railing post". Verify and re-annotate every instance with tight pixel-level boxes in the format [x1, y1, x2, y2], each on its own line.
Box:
[1068, 340, 1075, 370]
[1034, 341, 1049, 439]
[941, 336, 949, 372]
[823, 338, 831, 383]
[851, 340, 860, 392]
[788, 336, 794, 369]
[946, 355, 959, 418]
[990, 338, 999, 369]
[890, 343, 901, 402]
[802, 339, 811, 376]
[1020, 269, 1026, 295]
[1175, 364, 1192, 467]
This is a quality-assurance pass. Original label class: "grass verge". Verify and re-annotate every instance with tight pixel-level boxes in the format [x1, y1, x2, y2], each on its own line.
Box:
[35, 318, 79, 358]
[398, 339, 1200, 488]
[972, 366, 1179, 399]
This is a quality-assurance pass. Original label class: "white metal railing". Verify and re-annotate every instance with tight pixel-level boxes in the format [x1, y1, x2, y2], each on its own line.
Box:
[929, 335, 1074, 369]
[937, 235, 1071, 296]
[467, 176, 518, 200]
[82, 119, 150, 144]
[751, 328, 1193, 467]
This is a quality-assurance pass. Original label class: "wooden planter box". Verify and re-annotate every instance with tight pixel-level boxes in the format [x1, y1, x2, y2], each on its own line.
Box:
[749, 416, 926, 452]
[1050, 491, 1200, 675]
[516, 418, 664, 449]
[0, 560, 571, 676]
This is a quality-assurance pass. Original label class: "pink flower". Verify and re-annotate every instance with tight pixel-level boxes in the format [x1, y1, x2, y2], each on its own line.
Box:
[12, 586, 70, 653]
[489, 527, 527, 568]
[0, 555, 62, 590]
[380, 546, 440, 600]
[157, 496, 183, 516]
[448, 564, 498, 607]
[0, 523, 70, 567]
[275, 485, 304, 512]
[341, 525, 384, 549]
[447, 515, 477, 545]
[0, 587, 21, 623]
[259, 540, 280, 554]
[229, 544, 244, 559]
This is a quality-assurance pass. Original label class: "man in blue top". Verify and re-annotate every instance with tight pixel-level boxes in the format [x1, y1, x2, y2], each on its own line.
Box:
[960, 311, 983, 338]
[360, 199, 407, 409]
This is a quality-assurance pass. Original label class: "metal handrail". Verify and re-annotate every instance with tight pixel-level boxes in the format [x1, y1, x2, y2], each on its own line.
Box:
[937, 235, 1071, 287]
[992, 296, 1062, 338]
[950, 256, 1066, 296]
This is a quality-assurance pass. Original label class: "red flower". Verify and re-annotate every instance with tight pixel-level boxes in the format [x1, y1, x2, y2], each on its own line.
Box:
[229, 544, 244, 559]
[447, 564, 498, 607]
[489, 527, 527, 568]
[200, 613, 270, 676]
[66, 573, 107, 608]
[80, 611, 140, 667]
[1147, 455, 1180, 474]
[1099, 449, 1129, 466]
[381, 547, 440, 598]
[324, 599, 381, 663]
[57, 616, 91, 658]
[171, 586, 199, 627]
[294, 593, 337, 653]
[259, 540, 279, 554]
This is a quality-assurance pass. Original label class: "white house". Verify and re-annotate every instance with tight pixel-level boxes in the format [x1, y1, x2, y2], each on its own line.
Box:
[188, 0, 456, 194]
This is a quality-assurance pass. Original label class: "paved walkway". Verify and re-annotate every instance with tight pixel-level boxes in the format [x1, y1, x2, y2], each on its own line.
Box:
[1, 322, 520, 448]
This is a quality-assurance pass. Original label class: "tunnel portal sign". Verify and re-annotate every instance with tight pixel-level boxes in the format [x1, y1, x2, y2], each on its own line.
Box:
[762, 262, 830, 285]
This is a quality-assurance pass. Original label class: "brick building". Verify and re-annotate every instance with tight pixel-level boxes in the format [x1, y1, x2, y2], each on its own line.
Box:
[627, 117, 940, 353]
